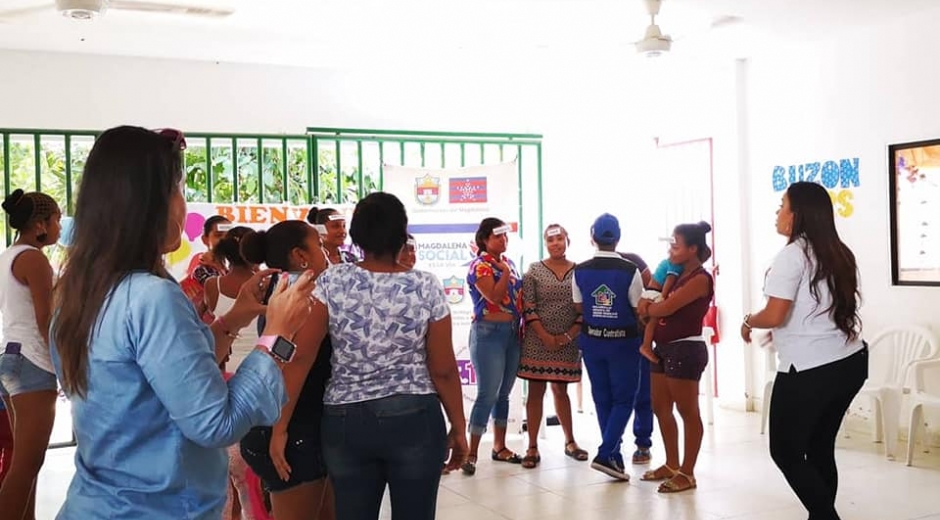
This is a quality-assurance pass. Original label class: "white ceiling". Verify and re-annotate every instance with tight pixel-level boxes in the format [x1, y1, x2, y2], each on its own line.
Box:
[0, 0, 937, 68]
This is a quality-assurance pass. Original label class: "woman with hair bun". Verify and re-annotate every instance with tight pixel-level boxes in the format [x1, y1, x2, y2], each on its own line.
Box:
[239, 220, 336, 520]
[307, 207, 357, 265]
[637, 221, 714, 493]
[0, 189, 61, 519]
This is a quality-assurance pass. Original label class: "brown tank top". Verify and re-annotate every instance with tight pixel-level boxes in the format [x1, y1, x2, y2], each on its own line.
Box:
[652, 267, 714, 345]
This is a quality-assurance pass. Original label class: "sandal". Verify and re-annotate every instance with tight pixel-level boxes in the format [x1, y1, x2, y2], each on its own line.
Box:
[461, 455, 478, 476]
[564, 441, 589, 461]
[632, 448, 652, 465]
[491, 447, 523, 464]
[521, 446, 541, 469]
[658, 472, 697, 493]
[640, 464, 678, 482]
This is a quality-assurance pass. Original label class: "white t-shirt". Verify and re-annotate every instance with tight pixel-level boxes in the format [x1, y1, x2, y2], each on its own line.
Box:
[0, 245, 53, 373]
[764, 239, 864, 372]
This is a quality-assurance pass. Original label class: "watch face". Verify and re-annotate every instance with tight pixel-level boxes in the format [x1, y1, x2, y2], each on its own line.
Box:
[271, 336, 296, 363]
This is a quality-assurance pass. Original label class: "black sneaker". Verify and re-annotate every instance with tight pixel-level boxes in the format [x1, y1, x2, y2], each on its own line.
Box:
[591, 456, 630, 481]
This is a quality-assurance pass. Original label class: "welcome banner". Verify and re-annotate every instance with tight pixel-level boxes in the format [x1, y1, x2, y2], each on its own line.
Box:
[384, 161, 525, 431]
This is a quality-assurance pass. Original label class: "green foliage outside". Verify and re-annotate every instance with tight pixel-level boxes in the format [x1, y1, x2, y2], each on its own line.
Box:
[0, 136, 380, 224]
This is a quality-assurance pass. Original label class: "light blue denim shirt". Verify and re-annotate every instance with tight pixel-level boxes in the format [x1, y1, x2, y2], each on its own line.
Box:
[49, 272, 287, 520]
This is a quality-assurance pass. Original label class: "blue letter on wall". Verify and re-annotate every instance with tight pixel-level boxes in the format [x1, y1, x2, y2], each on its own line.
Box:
[773, 166, 787, 191]
[821, 161, 839, 189]
[839, 158, 860, 188]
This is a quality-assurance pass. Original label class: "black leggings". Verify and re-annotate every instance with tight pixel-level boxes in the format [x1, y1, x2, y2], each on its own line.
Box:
[769, 347, 868, 520]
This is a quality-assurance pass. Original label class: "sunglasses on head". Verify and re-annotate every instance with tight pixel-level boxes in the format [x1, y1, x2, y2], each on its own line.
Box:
[153, 128, 187, 151]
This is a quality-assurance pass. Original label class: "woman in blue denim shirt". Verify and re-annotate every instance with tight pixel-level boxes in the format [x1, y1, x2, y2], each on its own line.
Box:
[48, 126, 319, 520]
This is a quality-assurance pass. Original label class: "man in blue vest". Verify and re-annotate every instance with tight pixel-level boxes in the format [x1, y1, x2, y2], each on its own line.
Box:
[572, 213, 644, 481]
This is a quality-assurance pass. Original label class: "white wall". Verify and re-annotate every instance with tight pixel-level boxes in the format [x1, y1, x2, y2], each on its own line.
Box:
[0, 48, 750, 404]
[744, 6, 940, 439]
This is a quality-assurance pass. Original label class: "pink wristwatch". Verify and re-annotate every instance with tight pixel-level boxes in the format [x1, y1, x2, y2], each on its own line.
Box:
[257, 335, 296, 364]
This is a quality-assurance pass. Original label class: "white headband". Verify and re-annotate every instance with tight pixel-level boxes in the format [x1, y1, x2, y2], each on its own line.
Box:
[327, 214, 345, 221]
[493, 224, 512, 235]
[216, 223, 234, 232]
[546, 227, 562, 237]
[313, 224, 328, 235]
[406, 238, 416, 247]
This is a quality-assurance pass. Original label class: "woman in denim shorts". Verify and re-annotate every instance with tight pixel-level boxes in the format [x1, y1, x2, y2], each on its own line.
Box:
[0, 189, 62, 519]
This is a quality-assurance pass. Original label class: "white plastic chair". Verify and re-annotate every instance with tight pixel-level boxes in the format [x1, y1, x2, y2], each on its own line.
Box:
[851, 326, 939, 460]
[906, 358, 940, 466]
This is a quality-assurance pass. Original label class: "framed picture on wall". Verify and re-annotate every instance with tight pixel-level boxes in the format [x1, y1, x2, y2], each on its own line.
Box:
[889, 138, 940, 286]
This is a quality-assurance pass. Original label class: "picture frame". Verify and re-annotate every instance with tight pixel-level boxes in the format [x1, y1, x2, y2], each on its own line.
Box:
[888, 138, 940, 286]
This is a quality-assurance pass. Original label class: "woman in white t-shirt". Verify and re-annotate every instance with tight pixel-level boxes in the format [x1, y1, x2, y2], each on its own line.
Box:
[742, 181, 867, 520]
[0, 189, 62, 519]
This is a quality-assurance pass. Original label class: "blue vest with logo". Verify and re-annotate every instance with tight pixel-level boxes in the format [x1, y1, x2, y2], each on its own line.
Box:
[575, 256, 640, 348]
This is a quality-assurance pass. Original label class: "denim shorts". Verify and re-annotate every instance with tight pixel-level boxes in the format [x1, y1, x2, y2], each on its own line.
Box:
[240, 425, 328, 493]
[650, 340, 709, 381]
[0, 350, 58, 397]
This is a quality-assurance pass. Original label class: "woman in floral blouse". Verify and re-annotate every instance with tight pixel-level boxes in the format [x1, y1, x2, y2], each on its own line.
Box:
[461, 217, 524, 476]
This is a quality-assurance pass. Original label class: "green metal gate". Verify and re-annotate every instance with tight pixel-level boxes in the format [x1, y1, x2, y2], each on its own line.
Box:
[0, 127, 544, 253]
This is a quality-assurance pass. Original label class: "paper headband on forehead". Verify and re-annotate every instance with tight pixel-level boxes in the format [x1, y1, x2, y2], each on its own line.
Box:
[492, 224, 512, 235]
[327, 214, 345, 221]
[216, 224, 234, 232]
[545, 227, 564, 237]
[313, 224, 328, 235]
[406, 238, 417, 247]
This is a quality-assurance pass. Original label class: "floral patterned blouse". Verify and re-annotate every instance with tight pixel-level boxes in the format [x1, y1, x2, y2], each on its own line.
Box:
[467, 253, 523, 322]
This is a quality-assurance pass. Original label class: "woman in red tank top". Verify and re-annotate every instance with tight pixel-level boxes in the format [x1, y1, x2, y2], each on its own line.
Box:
[636, 222, 714, 494]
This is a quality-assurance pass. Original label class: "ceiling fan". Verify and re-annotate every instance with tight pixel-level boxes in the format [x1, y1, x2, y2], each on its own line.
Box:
[634, 0, 742, 58]
[635, 0, 672, 58]
[0, 0, 235, 22]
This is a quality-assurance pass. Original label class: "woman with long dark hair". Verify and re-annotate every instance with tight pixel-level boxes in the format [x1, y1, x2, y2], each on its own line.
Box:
[49, 126, 318, 520]
[742, 182, 866, 520]
[239, 221, 335, 520]
[462, 217, 524, 475]
[637, 221, 713, 493]
[0, 189, 61, 519]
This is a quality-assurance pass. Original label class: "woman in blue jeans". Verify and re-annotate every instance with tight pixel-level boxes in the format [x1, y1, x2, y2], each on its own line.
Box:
[300, 192, 468, 520]
[462, 217, 524, 475]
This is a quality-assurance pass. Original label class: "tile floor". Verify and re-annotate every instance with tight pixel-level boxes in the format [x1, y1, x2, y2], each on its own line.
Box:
[35, 404, 940, 520]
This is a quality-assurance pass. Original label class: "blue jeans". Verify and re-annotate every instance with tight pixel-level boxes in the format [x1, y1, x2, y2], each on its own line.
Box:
[633, 356, 654, 449]
[581, 340, 642, 461]
[468, 321, 521, 435]
[322, 394, 447, 520]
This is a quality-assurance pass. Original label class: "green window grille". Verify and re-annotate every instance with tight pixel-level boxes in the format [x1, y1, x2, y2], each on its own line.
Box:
[0, 127, 544, 253]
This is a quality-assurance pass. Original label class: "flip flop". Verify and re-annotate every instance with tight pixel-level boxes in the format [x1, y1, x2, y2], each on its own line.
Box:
[491, 448, 523, 464]
[461, 455, 478, 476]
[641, 464, 678, 482]
[658, 471, 697, 493]
[564, 441, 589, 461]
[521, 447, 541, 469]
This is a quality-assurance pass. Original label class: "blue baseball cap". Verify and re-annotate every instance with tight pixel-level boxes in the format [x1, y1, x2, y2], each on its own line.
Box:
[591, 213, 621, 246]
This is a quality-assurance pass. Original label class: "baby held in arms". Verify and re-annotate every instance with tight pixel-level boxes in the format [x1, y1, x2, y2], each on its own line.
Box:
[639, 258, 683, 363]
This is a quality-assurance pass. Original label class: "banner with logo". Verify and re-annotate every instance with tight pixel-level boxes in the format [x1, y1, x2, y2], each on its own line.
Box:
[384, 161, 525, 431]
[166, 202, 355, 281]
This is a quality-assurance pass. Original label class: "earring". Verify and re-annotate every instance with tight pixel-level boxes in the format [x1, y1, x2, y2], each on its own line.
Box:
[301, 261, 309, 270]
